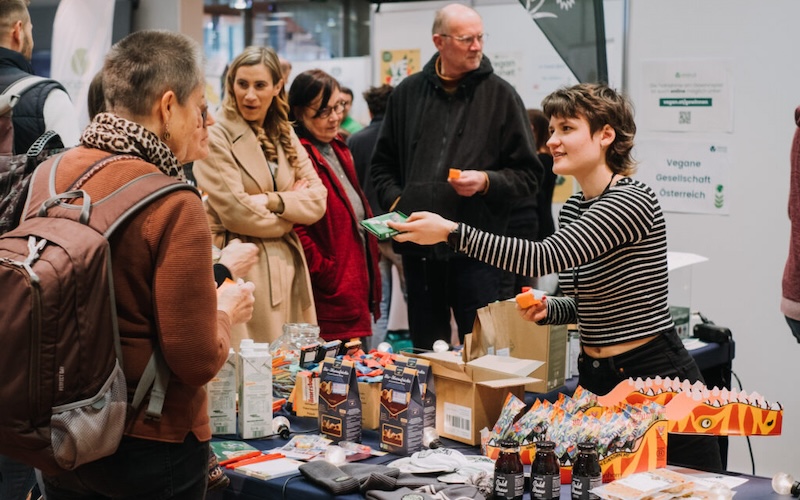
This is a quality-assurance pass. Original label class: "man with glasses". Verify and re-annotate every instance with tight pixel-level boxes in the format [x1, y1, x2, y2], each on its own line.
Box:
[371, 3, 542, 351]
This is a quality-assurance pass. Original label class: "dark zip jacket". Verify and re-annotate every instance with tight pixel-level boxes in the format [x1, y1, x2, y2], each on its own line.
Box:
[370, 52, 542, 257]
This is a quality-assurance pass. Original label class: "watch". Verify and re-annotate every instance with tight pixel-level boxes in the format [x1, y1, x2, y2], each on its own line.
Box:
[446, 224, 461, 249]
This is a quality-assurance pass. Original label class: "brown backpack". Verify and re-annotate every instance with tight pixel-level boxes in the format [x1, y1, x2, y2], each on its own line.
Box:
[0, 152, 197, 475]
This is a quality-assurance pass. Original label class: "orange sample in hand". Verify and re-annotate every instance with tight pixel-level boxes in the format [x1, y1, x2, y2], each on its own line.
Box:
[448, 168, 461, 180]
[515, 289, 542, 309]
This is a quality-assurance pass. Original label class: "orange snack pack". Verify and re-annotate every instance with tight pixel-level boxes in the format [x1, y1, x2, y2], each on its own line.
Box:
[448, 168, 461, 180]
[515, 288, 542, 309]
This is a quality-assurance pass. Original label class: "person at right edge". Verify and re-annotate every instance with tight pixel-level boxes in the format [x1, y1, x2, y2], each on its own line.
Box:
[782, 106, 800, 343]
[388, 83, 723, 472]
[370, 3, 542, 351]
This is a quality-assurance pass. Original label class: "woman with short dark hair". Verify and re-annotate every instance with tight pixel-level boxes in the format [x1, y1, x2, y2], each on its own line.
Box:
[289, 69, 381, 343]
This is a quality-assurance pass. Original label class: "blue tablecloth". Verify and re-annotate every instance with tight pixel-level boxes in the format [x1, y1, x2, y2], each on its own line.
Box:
[208, 417, 779, 500]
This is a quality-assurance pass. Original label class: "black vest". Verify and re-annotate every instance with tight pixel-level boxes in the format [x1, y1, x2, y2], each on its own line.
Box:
[0, 60, 66, 154]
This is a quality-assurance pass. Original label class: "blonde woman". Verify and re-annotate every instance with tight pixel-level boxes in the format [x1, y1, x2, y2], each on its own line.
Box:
[195, 46, 327, 345]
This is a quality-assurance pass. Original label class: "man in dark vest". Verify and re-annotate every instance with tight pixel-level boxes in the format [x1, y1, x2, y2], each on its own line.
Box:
[1, 0, 80, 153]
[1, 3, 80, 497]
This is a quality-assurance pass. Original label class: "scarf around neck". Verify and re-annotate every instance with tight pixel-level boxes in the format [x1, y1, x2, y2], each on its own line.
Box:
[81, 112, 185, 181]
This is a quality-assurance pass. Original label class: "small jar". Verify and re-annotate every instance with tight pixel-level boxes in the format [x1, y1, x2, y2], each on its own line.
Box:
[571, 441, 601, 499]
[531, 440, 560, 499]
[493, 439, 524, 500]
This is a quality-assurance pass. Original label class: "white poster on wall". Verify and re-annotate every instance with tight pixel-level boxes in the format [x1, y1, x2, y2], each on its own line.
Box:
[633, 138, 731, 215]
[289, 57, 371, 126]
[51, 0, 115, 130]
[638, 59, 733, 133]
[485, 51, 523, 90]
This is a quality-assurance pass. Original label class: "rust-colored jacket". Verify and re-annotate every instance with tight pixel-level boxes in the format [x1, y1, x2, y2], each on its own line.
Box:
[52, 147, 231, 443]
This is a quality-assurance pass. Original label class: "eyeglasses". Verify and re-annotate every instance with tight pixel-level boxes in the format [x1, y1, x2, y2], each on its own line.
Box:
[311, 101, 346, 119]
[201, 108, 208, 129]
[438, 33, 487, 46]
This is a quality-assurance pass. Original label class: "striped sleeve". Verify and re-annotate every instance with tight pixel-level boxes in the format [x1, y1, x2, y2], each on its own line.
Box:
[455, 178, 674, 346]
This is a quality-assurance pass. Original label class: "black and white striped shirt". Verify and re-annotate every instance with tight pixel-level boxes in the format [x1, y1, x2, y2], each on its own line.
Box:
[454, 177, 674, 347]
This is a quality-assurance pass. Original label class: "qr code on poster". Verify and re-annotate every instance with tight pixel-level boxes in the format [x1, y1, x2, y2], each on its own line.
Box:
[679, 111, 691, 125]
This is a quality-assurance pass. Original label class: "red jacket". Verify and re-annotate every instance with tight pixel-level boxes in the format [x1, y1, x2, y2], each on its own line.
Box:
[294, 134, 381, 341]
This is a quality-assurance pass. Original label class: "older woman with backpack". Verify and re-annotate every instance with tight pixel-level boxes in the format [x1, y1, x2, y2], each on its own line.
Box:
[27, 30, 255, 499]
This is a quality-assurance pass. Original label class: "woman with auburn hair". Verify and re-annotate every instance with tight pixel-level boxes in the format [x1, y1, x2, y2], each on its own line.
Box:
[194, 46, 327, 346]
[288, 69, 380, 342]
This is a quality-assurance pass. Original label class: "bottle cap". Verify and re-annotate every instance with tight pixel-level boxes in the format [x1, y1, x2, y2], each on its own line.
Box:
[577, 441, 597, 451]
[536, 440, 555, 451]
[499, 438, 519, 449]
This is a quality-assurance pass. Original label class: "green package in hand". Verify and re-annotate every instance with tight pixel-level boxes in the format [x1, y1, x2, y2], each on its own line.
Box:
[360, 211, 408, 240]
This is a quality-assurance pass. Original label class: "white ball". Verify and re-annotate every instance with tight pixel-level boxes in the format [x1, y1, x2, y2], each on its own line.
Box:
[432, 340, 449, 353]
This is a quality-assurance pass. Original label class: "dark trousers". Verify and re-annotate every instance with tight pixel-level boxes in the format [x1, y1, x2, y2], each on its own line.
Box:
[785, 316, 800, 343]
[578, 329, 724, 472]
[402, 254, 503, 351]
[0, 453, 35, 500]
[42, 433, 208, 500]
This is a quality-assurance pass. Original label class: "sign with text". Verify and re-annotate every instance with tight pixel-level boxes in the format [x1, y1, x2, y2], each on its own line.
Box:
[633, 138, 731, 215]
[639, 59, 733, 133]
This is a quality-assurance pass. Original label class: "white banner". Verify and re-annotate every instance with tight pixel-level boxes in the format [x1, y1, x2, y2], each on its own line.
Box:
[51, 0, 115, 130]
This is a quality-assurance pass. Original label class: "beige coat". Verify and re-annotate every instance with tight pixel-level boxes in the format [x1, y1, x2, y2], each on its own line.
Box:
[194, 107, 327, 346]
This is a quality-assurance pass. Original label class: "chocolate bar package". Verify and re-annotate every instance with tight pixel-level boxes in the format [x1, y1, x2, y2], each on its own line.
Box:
[379, 364, 423, 455]
[318, 358, 362, 443]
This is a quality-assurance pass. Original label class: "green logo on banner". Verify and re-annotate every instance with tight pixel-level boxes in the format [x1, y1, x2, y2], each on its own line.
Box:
[70, 48, 89, 76]
[714, 184, 724, 209]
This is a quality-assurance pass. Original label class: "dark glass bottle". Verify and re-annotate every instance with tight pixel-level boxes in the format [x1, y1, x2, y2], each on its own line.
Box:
[571, 441, 602, 499]
[531, 440, 560, 499]
[493, 439, 524, 500]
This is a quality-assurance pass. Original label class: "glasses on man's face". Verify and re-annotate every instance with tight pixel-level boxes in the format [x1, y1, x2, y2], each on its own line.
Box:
[312, 101, 347, 120]
[439, 33, 487, 46]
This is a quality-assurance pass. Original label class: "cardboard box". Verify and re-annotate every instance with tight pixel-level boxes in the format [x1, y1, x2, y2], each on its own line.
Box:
[418, 349, 539, 446]
[485, 420, 669, 483]
[318, 358, 361, 443]
[472, 300, 568, 393]
[379, 364, 424, 455]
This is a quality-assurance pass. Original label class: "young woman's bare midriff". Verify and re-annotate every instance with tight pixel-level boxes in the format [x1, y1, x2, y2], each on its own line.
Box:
[582, 334, 659, 359]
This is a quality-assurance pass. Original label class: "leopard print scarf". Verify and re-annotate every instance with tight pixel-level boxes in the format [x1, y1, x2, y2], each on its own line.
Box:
[81, 112, 185, 181]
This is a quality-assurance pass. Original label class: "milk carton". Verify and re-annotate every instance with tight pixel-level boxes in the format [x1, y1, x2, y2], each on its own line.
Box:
[207, 348, 236, 435]
[237, 342, 273, 439]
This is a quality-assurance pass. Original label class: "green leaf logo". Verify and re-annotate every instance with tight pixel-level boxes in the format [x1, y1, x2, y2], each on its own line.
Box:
[70, 48, 89, 76]
[714, 184, 724, 209]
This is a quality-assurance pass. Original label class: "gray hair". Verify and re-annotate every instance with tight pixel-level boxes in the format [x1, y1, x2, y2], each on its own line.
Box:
[102, 30, 204, 117]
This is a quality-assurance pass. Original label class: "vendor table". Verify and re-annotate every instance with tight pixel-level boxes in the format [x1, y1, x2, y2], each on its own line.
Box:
[208, 339, 739, 499]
